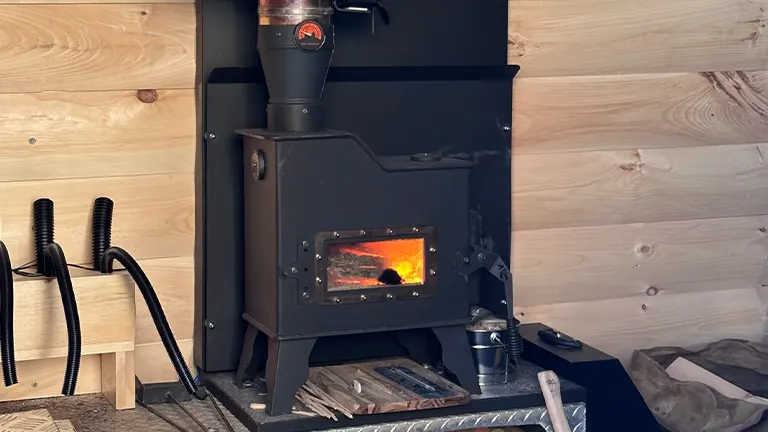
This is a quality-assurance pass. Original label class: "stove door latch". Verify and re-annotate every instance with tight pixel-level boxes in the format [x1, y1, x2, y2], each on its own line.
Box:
[454, 248, 513, 316]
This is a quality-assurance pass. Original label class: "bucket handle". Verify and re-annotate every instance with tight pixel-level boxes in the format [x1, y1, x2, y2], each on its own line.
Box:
[489, 332, 509, 384]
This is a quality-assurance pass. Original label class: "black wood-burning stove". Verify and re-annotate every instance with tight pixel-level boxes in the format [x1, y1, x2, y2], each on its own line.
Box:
[234, 0, 494, 415]
[195, 0, 530, 425]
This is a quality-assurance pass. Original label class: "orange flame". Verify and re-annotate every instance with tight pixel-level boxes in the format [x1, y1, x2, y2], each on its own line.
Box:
[327, 238, 425, 290]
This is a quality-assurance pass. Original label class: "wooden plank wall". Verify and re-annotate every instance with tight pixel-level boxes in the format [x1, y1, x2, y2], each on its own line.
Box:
[0, 1, 196, 385]
[510, 0, 768, 362]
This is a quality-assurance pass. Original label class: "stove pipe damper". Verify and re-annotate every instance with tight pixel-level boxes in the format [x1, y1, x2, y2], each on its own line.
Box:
[258, 0, 334, 133]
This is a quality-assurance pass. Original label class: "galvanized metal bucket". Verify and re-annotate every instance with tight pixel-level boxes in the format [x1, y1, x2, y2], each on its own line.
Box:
[467, 329, 509, 385]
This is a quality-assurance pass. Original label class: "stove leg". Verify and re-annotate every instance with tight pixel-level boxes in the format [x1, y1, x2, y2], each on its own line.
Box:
[265, 337, 317, 416]
[432, 325, 481, 394]
[235, 325, 260, 387]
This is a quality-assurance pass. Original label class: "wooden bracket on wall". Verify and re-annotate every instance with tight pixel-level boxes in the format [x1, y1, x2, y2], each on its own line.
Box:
[0, 271, 136, 410]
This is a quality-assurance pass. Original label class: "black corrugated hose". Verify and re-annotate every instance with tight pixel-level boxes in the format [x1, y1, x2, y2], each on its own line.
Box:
[44, 242, 81, 396]
[91, 197, 113, 270]
[93, 200, 236, 432]
[99, 246, 206, 399]
[0, 241, 18, 387]
[33, 198, 81, 396]
[92, 198, 205, 399]
[34, 198, 55, 277]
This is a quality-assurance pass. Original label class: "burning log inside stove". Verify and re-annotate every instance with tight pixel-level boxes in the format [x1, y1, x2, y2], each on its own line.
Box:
[326, 238, 425, 292]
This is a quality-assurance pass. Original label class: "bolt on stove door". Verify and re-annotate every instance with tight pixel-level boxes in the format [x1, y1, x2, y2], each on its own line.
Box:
[313, 226, 438, 306]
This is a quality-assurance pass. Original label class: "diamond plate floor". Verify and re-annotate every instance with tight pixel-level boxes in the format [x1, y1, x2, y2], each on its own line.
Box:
[0, 394, 249, 432]
[0, 394, 546, 432]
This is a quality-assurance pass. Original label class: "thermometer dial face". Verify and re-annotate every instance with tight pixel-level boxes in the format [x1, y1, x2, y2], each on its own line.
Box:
[294, 20, 326, 52]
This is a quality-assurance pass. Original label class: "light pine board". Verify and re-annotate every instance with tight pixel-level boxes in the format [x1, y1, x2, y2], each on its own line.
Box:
[0, 340, 196, 395]
[0, 356, 102, 402]
[12, 273, 134, 361]
[102, 351, 136, 410]
[0, 89, 195, 182]
[508, 0, 768, 77]
[135, 338, 194, 384]
[0, 173, 194, 265]
[135, 256, 193, 345]
[0, 4, 195, 93]
[513, 216, 768, 307]
[0, 1, 197, 386]
[513, 71, 768, 155]
[517, 288, 767, 363]
[512, 143, 768, 230]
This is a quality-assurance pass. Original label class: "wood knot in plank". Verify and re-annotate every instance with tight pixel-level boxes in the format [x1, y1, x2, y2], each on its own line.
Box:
[508, 33, 529, 58]
[619, 150, 645, 173]
[136, 89, 157, 104]
[699, 71, 767, 118]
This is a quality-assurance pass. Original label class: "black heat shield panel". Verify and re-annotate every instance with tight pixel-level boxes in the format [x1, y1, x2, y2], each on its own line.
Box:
[197, 0, 514, 372]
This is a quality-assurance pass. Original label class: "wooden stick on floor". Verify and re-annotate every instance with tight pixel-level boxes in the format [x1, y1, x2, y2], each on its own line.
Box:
[537, 370, 572, 432]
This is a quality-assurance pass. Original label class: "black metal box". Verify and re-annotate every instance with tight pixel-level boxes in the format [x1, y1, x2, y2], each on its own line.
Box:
[241, 130, 474, 339]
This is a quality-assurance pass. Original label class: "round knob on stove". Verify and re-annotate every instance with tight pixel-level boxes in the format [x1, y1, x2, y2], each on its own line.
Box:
[251, 150, 266, 182]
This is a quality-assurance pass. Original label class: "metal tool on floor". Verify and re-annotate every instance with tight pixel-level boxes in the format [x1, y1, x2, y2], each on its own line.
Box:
[374, 365, 450, 398]
[138, 392, 236, 432]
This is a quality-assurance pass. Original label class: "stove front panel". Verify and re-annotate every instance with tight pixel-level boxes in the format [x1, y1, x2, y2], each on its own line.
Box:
[242, 131, 472, 338]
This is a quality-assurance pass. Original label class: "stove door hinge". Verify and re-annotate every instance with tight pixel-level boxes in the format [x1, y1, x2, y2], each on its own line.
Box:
[281, 263, 313, 303]
[281, 266, 299, 277]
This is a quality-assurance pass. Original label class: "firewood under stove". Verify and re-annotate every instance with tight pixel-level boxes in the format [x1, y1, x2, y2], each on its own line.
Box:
[284, 358, 471, 420]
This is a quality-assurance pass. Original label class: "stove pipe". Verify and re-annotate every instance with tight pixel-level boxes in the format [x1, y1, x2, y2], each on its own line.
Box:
[258, 0, 335, 133]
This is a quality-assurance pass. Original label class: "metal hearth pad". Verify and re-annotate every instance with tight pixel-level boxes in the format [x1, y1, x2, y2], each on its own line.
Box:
[323, 403, 587, 432]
